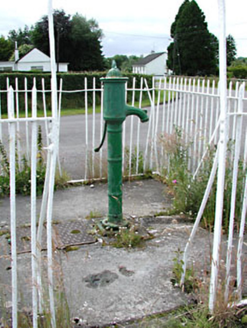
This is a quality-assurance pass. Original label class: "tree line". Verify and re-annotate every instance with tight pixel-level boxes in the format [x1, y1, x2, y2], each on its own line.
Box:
[0, 10, 143, 73]
[0, 2, 244, 76]
[0, 10, 105, 71]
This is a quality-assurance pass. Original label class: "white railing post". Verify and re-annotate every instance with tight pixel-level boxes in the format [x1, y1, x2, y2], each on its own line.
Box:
[47, 0, 59, 326]
[15, 78, 21, 169]
[209, 0, 228, 313]
[31, 82, 38, 328]
[92, 77, 96, 177]
[8, 86, 18, 328]
[84, 77, 89, 180]
[128, 77, 136, 177]
[24, 77, 30, 161]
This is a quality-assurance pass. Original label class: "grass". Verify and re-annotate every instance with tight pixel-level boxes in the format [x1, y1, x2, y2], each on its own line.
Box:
[0, 87, 172, 119]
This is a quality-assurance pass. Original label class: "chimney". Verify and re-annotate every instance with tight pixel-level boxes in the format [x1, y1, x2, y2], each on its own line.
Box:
[14, 42, 19, 62]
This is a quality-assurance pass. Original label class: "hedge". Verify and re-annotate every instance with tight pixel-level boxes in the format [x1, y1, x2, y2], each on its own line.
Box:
[0, 72, 153, 113]
[227, 66, 247, 79]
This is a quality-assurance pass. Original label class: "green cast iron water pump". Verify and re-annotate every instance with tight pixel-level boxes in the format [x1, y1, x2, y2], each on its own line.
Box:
[95, 62, 149, 229]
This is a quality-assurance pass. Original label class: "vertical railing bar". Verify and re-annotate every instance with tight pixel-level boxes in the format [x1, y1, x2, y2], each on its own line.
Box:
[181, 148, 219, 285]
[225, 84, 244, 302]
[154, 77, 162, 172]
[15, 78, 21, 169]
[232, 82, 239, 142]
[24, 78, 30, 161]
[100, 82, 104, 178]
[169, 77, 176, 135]
[0, 92, 1, 140]
[174, 77, 179, 128]
[227, 81, 234, 162]
[92, 77, 96, 177]
[160, 77, 167, 162]
[166, 77, 172, 136]
[122, 82, 127, 172]
[181, 78, 187, 140]
[135, 77, 143, 174]
[31, 83, 38, 328]
[42, 78, 49, 147]
[84, 77, 88, 180]
[236, 171, 247, 300]
[214, 81, 220, 144]
[193, 79, 200, 172]
[150, 76, 156, 170]
[189, 79, 196, 172]
[161, 77, 167, 135]
[164, 77, 172, 172]
[193, 118, 220, 178]
[144, 78, 154, 171]
[47, 1, 58, 325]
[209, 0, 228, 312]
[128, 77, 136, 177]
[198, 79, 205, 167]
[56, 78, 63, 176]
[204, 79, 210, 145]
[8, 86, 18, 328]
[37, 150, 51, 313]
[244, 131, 247, 169]
[178, 77, 184, 128]
[209, 80, 216, 144]
[184, 78, 191, 146]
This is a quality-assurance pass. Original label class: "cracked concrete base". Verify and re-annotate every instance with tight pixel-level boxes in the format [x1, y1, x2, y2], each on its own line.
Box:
[60, 222, 212, 327]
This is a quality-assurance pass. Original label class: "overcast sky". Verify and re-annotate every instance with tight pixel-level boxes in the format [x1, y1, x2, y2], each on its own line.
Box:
[1, 0, 246, 58]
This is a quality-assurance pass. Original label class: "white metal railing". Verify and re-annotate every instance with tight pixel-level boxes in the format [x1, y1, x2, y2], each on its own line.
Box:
[1, 76, 246, 181]
[1, 84, 58, 327]
[0, 74, 247, 324]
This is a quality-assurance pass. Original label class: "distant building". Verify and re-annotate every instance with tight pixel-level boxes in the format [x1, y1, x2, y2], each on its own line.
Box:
[132, 52, 168, 76]
[0, 47, 69, 72]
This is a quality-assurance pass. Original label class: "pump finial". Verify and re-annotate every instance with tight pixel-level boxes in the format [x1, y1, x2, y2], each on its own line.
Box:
[107, 60, 122, 77]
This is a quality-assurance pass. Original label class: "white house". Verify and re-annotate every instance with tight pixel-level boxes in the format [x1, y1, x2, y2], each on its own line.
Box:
[0, 47, 69, 72]
[132, 52, 168, 76]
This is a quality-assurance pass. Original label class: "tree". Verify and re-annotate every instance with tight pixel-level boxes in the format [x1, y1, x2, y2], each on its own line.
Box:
[69, 13, 104, 71]
[31, 9, 104, 71]
[8, 25, 33, 46]
[0, 36, 13, 60]
[167, 0, 218, 76]
[9, 44, 34, 61]
[32, 9, 71, 71]
[226, 34, 237, 66]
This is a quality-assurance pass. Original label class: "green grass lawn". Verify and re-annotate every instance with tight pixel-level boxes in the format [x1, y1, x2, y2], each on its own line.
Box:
[0, 90, 173, 118]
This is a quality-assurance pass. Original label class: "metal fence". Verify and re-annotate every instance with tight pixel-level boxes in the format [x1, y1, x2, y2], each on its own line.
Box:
[0, 74, 247, 326]
[1, 76, 246, 181]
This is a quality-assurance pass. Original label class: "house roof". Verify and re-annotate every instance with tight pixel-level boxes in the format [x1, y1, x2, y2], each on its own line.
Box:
[16, 48, 69, 65]
[133, 52, 166, 66]
[17, 48, 50, 63]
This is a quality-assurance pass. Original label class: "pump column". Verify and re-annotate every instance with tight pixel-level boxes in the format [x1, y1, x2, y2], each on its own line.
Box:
[107, 122, 123, 224]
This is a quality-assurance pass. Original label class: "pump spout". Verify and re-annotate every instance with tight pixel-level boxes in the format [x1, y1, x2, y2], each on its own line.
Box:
[125, 105, 149, 123]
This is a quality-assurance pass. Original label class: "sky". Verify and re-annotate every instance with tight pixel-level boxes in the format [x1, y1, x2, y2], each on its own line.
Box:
[0, 0, 246, 58]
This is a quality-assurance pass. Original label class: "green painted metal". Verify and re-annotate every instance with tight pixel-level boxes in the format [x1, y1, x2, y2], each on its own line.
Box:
[96, 62, 149, 228]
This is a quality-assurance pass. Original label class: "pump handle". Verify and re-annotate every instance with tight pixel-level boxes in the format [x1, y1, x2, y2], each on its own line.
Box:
[94, 122, 107, 152]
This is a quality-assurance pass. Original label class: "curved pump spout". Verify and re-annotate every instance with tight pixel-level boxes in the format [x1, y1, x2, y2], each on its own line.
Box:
[125, 105, 149, 123]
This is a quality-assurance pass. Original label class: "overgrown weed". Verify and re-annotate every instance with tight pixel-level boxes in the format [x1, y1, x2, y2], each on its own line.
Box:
[160, 126, 246, 231]
[0, 126, 69, 197]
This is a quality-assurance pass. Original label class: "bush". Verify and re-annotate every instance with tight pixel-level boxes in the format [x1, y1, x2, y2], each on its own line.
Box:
[227, 66, 247, 79]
